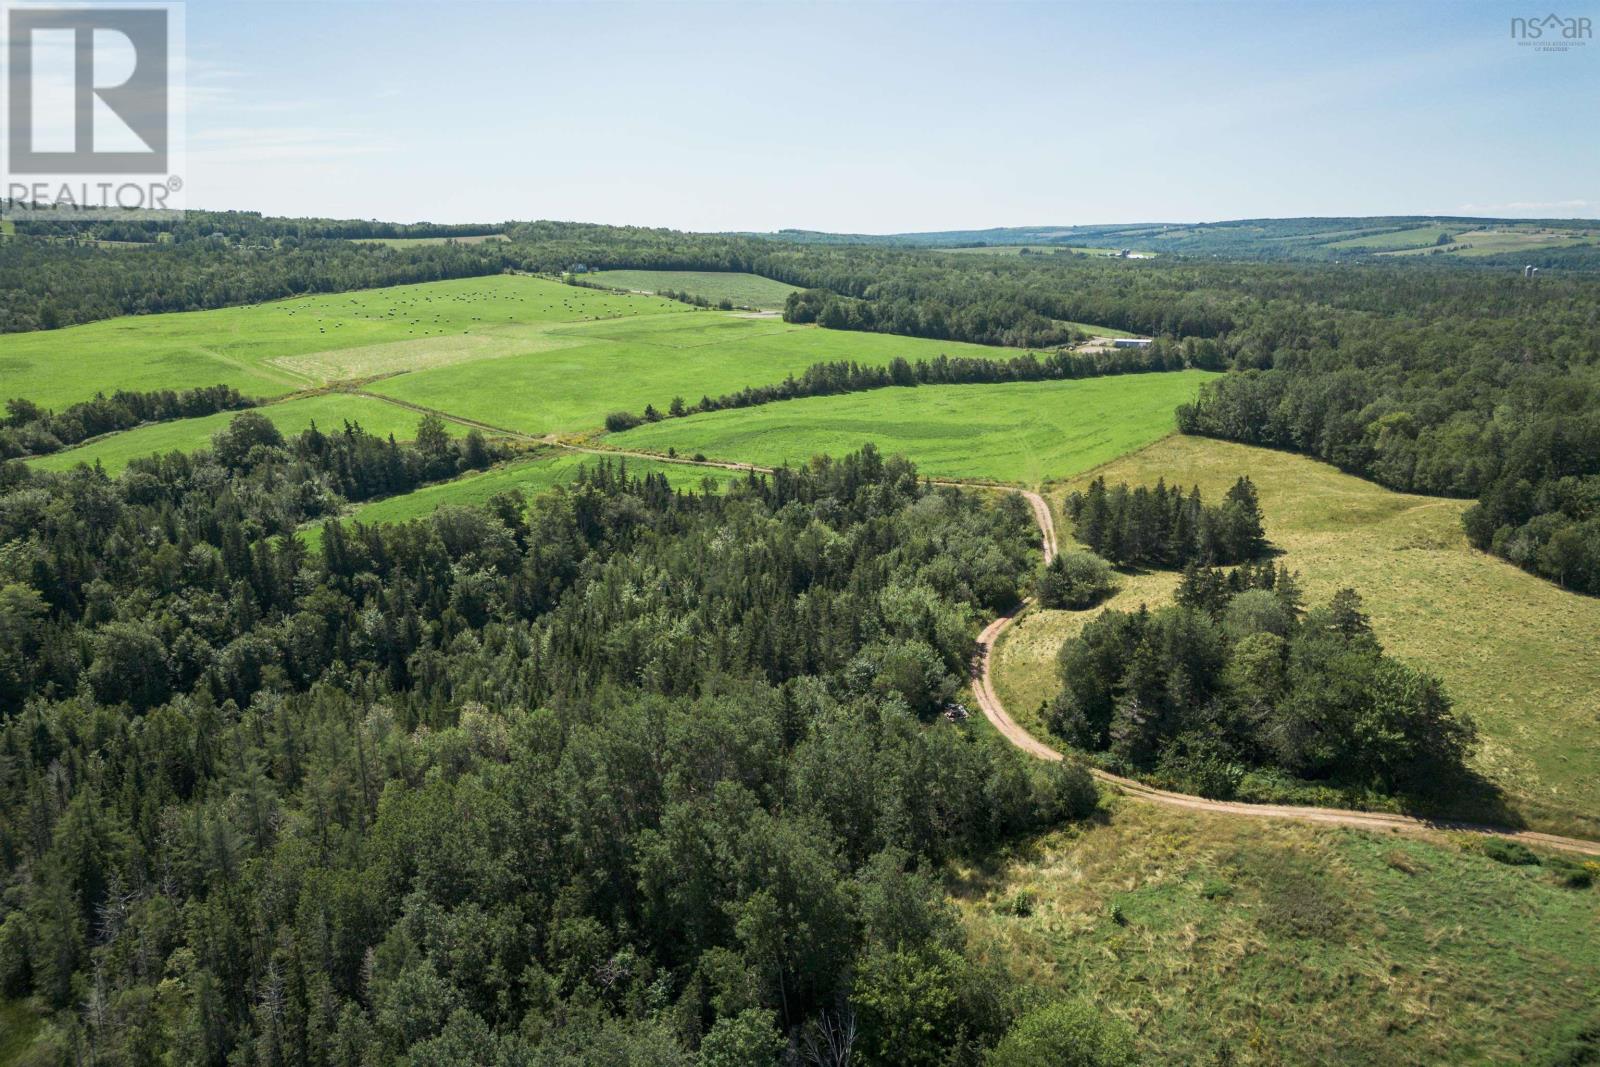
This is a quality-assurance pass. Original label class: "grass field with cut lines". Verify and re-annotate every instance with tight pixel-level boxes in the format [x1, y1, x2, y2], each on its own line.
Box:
[608, 372, 1217, 484]
[580, 269, 800, 309]
[365, 312, 1076, 438]
[0, 275, 687, 409]
[301, 451, 749, 548]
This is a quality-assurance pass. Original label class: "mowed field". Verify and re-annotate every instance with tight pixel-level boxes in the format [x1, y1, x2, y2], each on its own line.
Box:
[306, 450, 749, 546]
[991, 434, 1600, 838]
[1385, 226, 1600, 257]
[608, 372, 1217, 484]
[955, 793, 1600, 1065]
[0, 275, 690, 409]
[579, 270, 800, 309]
[1325, 224, 1456, 250]
[8, 273, 1128, 472]
[29, 393, 462, 475]
[354, 233, 509, 247]
[363, 311, 1080, 438]
[1062, 319, 1137, 339]
[937, 245, 1156, 259]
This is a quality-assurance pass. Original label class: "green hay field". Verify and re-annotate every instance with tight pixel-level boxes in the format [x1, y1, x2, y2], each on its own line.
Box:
[1384, 226, 1600, 257]
[322, 450, 747, 535]
[364, 313, 1071, 438]
[579, 270, 800, 309]
[27, 394, 460, 476]
[8, 271, 1187, 512]
[354, 234, 509, 247]
[990, 434, 1600, 838]
[955, 796, 1600, 1066]
[1059, 319, 1137, 339]
[1325, 224, 1456, 250]
[937, 245, 1155, 260]
[607, 372, 1217, 485]
[0, 274, 689, 409]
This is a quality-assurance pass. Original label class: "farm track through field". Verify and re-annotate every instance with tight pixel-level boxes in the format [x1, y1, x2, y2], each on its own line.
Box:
[345, 389, 546, 441]
[975, 491, 1600, 857]
[195, 344, 316, 390]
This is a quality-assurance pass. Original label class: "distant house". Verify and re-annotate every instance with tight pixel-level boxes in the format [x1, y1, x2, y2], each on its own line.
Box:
[1112, 337, 1153, 349]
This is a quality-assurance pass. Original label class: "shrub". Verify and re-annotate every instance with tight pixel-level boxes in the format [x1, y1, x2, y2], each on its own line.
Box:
[1035, 550, 1115, 610]
[699, 1008, 784, 1067]
[1151, 730, 1244, 798]
[1546, 858, 1594, 889]
[1480, 838, 1540, 867]
[1254, 855, 1351, 941]
[1002, 890, 1037, 917]
[604, 410, 642, 432]
[986, 999, 1135, 1067]
[1032, 759, 1099, 822]
[1222, 587, 1296, 640]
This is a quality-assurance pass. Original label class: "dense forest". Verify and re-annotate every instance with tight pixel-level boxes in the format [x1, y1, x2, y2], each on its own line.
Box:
[0, 420, 1141, 1064]
[10, 209, 507, 245]
[5, 217, 1599, 592]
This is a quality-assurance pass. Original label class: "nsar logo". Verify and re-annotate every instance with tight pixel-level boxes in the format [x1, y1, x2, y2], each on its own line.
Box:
[1510, 12, 1592, 51]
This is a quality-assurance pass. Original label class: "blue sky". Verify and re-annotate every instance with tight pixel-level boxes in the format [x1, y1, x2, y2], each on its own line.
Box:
[182, 0, 1600, 229]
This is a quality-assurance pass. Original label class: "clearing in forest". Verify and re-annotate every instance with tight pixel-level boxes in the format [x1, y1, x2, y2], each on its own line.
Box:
[577, 270, 800, 309]
[608, 372, 1217, 485]
[991, 434, 1600, 839]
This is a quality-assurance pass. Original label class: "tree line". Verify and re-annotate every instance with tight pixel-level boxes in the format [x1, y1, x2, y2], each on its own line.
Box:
[603, 346, 1187, 433]
[565, 274, 739, 311]
[0, 239, 510, 332]
[1064, 476, 1268, 568]
[0, 384, 254, 460]
[11, 207, 507, 245]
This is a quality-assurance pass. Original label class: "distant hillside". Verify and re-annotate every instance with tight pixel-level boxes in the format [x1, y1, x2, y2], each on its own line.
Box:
[753, 216, 1600, 269]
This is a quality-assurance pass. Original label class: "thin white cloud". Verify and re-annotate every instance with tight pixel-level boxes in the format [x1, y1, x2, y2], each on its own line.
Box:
[1456, 198, 1596, 214]
[189, 125, 395, 166]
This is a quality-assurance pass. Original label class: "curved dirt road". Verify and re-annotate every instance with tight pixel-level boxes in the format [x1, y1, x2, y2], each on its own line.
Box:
[976, 491, 1600, 858]
[531, 449, 1600, 856]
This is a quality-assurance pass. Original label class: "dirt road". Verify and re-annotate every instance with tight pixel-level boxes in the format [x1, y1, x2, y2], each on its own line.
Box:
[974, 492, 1600, 857]
[371, 435, 1599, 858]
